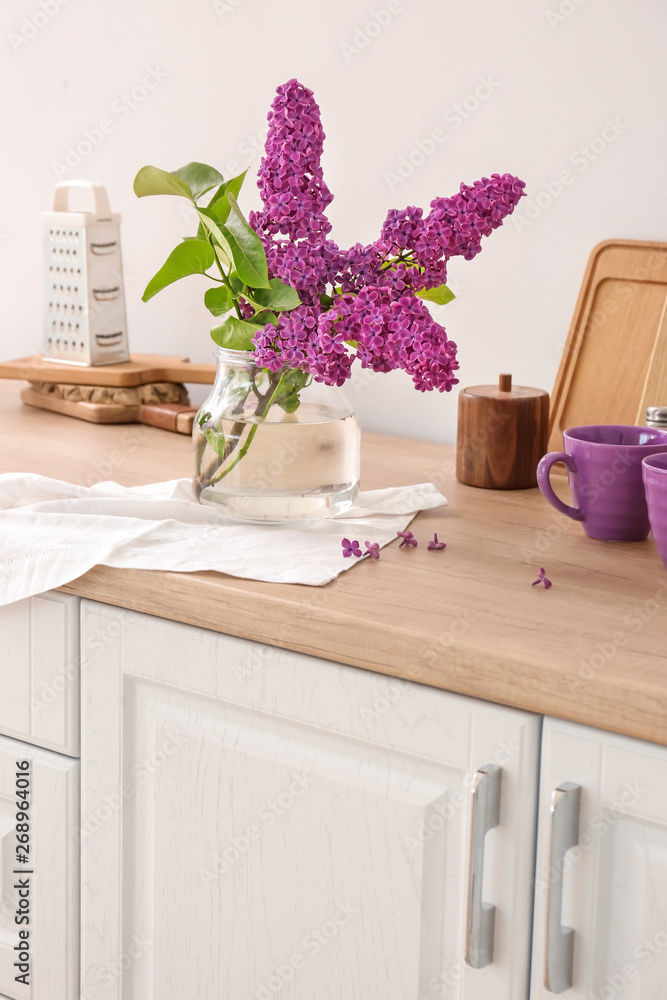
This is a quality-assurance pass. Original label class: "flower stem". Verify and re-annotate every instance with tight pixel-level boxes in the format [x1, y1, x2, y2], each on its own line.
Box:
[206, 231, 243, 320]
[194, 369, 287, 493]
[206, 370, 288, 486]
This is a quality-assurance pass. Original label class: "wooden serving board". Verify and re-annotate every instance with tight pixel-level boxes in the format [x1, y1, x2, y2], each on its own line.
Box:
[0, 353, 216, 387]
[20, 387, 196, 434]
[549, 239, 667, 452]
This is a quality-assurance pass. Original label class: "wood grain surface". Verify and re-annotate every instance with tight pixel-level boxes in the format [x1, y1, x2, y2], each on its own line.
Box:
[20, 387, 196, 433]
[1, 380, 666, 745]
[0, 353, 216, 386]
[549, 239, 667, 452]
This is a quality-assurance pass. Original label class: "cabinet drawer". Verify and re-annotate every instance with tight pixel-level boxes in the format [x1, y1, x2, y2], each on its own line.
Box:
[0, 733, 79, 1000]
[531, 717, 667, 999]
[0, 593, 80, 756]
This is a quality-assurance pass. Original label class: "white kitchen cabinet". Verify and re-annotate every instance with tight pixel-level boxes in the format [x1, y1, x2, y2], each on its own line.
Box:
[81, 601, 541, 1000]
[531, 717, 667, 1000]
[0, 593, 80, 757]
[0, 733, 79, 1000]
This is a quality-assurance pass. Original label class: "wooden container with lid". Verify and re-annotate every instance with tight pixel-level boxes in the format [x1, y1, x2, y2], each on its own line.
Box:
[456, 373, 549, 489]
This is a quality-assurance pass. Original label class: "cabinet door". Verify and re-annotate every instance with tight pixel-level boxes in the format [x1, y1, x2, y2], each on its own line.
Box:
[531, 717, 667, 999]
[0, 734, 79, 1000]
[81, 601, 541, 1000]
[0, 593, 80, 756]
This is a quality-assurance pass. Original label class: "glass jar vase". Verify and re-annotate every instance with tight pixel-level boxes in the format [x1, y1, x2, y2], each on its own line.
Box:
[193, 348, 361, 522]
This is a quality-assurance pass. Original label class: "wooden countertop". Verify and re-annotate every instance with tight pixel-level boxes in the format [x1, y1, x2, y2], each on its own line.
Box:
[1, 380, 666, 746]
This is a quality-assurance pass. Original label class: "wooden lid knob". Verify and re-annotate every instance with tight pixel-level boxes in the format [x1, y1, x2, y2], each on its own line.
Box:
[499, 373, 512, 392]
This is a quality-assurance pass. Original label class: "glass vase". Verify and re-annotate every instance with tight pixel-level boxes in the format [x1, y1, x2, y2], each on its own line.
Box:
[193, 348, 361, 522]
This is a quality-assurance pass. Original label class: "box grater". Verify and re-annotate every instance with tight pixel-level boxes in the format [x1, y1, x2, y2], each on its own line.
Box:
[43, 181, 130, 366]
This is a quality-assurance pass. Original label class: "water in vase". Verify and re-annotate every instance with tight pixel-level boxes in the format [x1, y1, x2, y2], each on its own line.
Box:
[196, 402, 360, 522]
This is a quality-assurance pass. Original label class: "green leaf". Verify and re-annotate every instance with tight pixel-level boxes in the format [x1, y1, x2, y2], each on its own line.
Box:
[221, 194, 270, 289]
[171, 162, 224, 202]
[196, 207, 235, 266]
[209, 316, 259, 351]
[133, 165, 193, 200]
[208, 192, 231, 226]
[274, 369, 310, 414]
[142, 240, 215, 302]
[246, 278, 301, 312]
[207, 169, 248, 217]
[251, 310, 279, 327]
[201, 171, 248, 237]
[204, 285, 233, 317]
[277, 393, 301, 414]
[222, 169, 247, 202]
[417, 283, 456, 305]
[202, 424, 227, 459]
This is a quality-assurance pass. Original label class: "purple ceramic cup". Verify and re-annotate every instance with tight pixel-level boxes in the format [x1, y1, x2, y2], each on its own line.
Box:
[642, 453, 667, 567]
[537, 425, 667, 541]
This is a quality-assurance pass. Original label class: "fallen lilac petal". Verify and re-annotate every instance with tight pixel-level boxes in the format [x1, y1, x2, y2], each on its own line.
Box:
[531, 567, 552, 588]
[427, 532, 446, 550]
[341, 537, 362, 558]
[397, 530, 418, 548]
[364, 540, 380, 559]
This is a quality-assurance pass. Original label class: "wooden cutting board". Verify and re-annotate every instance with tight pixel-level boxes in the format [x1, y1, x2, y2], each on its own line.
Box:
[20, 387, 197, 434]
[0, 353, 216, 387]
[549, 239, 667, 452]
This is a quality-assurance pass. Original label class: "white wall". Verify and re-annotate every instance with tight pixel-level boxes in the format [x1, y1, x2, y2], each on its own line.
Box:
[2, 0, 666, 442]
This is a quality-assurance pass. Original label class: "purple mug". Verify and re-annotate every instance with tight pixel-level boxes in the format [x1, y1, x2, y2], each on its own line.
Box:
[537, 425, 667, 541]
[642, 453, 667, 567]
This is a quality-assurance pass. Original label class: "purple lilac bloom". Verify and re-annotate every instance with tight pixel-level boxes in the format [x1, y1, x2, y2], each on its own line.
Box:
[338, 242, 385, 294]
[364, 541, 380, 559]
[427, 533, 446, 550]
[250, 79, 526, 393]
[531, 567, 552, 589]
[263, 237, 341, 306]
[250, 78, 333, 241]
[421, 173, 526, 266]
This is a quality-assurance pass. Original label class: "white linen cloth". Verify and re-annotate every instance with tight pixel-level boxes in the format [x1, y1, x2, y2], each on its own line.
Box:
[0, 474, 448, 604]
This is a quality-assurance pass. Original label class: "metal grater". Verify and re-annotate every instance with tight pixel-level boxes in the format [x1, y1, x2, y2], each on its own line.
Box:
[42, 181, 130, 366]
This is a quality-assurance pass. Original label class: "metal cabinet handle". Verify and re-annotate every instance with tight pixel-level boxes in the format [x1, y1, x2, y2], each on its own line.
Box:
[465, 762, 502, 969]
[545, 782, 581, 993]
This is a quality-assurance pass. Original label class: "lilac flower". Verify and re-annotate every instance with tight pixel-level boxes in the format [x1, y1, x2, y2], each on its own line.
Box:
[249, 79, 525, 394]
[427, 533, 446, 550]
[262, 236, 341, 305]
[532, 567, 552, 589]
[256, 284, 459, 391]
[422, 173, 526, 264]
[341, 537, 362, 558]
[364, 540, 380, 559]
[397, 530, 418, 548]
[251, 78, 333, 241]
